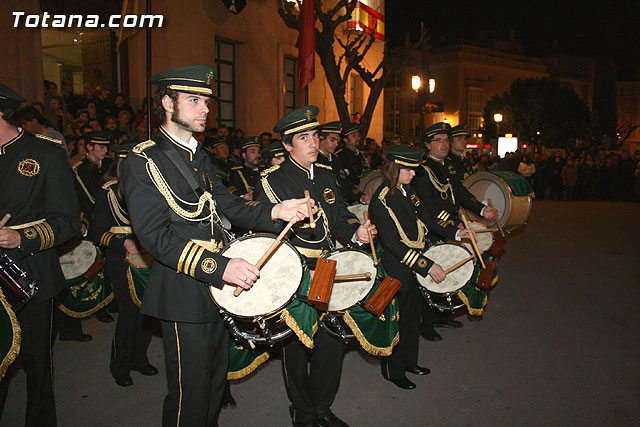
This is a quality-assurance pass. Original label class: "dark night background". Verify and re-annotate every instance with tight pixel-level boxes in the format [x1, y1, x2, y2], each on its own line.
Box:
[386, 0, 640, 81]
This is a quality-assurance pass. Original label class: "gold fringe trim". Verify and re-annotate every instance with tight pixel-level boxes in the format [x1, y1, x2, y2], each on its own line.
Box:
[378, 186, 426, 249]
[343, 311, 399, 357]
[0, 287, 21, 381]
[280, 309, 315, 349]
[127, 267, 143, 308]
[57, 292, 115, 318]
[456, 289, 488, 316]
[227, 351, 270, 380]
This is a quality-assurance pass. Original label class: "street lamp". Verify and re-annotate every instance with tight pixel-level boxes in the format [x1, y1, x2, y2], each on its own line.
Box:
[494, 113, 503, 138]
[411, 75, 421, 92]
[428, 78, 436, 94]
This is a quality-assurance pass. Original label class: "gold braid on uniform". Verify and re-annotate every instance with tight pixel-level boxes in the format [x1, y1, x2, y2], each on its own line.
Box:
[259, 170, 282, 204]
[142, 153, 216, 223]
[378, 186, 426, 249]
[291, 208, 329, 244]
[424, 165, 453, 201]
[107, 186, 131, 226]
[237, 170, 252, 193]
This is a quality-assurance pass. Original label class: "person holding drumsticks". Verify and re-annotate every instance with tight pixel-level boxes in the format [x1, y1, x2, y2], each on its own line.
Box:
[255, 106, 376, 427]
[368, 144, 475, 390]
[119, 65, 312, 427]
[413, 122, 499, 339]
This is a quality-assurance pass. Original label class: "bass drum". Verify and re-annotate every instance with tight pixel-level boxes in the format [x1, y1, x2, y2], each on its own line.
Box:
[358, 170, 384, 198]
[209, 234, 307, 346]
[463, 171, 533, 232]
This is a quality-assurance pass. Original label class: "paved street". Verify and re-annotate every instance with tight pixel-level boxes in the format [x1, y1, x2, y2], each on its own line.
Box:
[1, 200, 639, 426]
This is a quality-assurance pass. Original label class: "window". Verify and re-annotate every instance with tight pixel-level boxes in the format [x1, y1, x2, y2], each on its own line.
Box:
[383, 72, 400, 135]
[284, 57, 296, 114]
[466, 87, 484, 132]
[215, 40, 235, 128]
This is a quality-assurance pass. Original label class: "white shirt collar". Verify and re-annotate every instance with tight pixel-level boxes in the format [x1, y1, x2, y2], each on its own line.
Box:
[398, 184, 407, 197]
[162, 126, 199, 154]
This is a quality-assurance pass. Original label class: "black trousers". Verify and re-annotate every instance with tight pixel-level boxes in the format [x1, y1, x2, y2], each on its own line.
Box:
[282, 327, 346, 423]
[0, 299, 56, 426]
[106, 257, 152, 375]
[383, 280, 421, 379]
[160, 319, 229, 427]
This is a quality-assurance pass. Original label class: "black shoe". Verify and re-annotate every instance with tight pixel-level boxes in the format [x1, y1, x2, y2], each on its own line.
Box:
[386, 376, 416, 390]
[420, 327, 442, 341]
[432, 318, 463, 329]
[95, 310, 114, 323]
[59, 333, 92, 342]
[131, 364, 158, 376]
[222, 381, 236, 408]
[316, 412, 349, 427]
[113, 372, 133, 387]
[406, 365, 430, 375]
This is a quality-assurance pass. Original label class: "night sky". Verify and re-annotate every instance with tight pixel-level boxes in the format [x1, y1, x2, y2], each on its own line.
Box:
[386, 0, 640, 80]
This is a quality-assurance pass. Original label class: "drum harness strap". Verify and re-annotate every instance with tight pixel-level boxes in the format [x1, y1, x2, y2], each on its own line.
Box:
[378, 186, 426, 249]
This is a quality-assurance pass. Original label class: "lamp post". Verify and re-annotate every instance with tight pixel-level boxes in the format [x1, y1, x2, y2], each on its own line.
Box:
[493, 113, 503, 138]
[412, 75, 436, 142]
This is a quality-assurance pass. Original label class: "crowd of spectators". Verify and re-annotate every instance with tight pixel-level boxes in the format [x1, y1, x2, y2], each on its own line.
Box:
[462, 148, 640, 202]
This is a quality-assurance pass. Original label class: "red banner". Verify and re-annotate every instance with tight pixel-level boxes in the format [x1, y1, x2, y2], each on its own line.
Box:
[297, 0, 316, 92]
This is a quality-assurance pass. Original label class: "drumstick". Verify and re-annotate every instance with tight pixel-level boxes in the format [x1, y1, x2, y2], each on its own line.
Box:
[304, 190, 315, 229]
[0, 213, 11, 228]
[460, 212, 486, 269]
[60, 261, 76, 265]
[233, 216, 298, 297]
[429, 255, 475, 281]
[362, 211, 378, 266]
[488, 199, 505, 237]
[333, 272, 372, 282]
[474, 228, 499, 233]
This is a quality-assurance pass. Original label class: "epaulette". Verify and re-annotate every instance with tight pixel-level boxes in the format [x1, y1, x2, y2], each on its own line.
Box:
[230, 166, 242, 170]
[35, 133, 64, 146]
[378, 186, 389, 201]
[102, 179, 118, 190]
[71, 159, 83, 170]
[315, 163, 332, 171]
[132, 140, 156, 154]
[260, 164, 280, 177]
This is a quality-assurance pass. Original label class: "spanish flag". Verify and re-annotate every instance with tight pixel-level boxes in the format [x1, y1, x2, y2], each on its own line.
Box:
[347, 1, 385, 41]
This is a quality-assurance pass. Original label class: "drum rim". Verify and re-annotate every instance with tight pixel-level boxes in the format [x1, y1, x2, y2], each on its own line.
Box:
[418, 242, 474, 294]
[209, 232, 306, 318]
[464, 172, 514, 225]
[322, 246, 378, 312]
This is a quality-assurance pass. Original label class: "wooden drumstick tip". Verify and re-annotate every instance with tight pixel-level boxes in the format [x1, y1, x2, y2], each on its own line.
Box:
[0, 213, 11, 228]
[304, 190, 315, 229]
[362, 211, 379, 266]
[488, 199, 505, 237]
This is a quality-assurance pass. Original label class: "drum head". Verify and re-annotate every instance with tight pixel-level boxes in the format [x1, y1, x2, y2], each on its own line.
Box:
[325, 249, 376, 311]
[358, 170, 384, 197]
[460, 221, 494, 254]
[464, 172, 510, 225]
[59, 240, 97, 280]
[209, 234, 303, 318]
[346, 204, 367, 225]
[417, 243, 474, 294]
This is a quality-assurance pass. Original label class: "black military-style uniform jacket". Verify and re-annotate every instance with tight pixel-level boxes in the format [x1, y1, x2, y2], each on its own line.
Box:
[227, 164, 260, 196]
[206, 152, 232, 185]
[254, 157, 360, 258]
[0, 130, 81, 302]
[369, 183, 458, 288]
[316, 150, 336, 170]
[413, 156, 485, 237]
[72, 156, 113, 226]
[87, 180, 132, 258]
[120, 128, 279, 323]
[445, 152, 474, 182]
[334, 147, 368, 203]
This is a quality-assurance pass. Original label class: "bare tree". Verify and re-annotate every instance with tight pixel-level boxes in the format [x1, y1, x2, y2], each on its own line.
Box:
[277, 0, 387, 137]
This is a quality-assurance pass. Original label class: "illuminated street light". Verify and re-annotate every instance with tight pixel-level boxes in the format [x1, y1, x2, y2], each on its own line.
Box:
[494, 113, 503, 123]
[411, 75, 421, 92]
[429, 78, 436, 93]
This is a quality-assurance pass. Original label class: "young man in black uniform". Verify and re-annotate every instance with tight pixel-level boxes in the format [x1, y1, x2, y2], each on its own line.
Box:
[413, 122, 498, 340]
[255, 106, 377, 427]
[334, 123, 370, 204]
[227, 136, 262, 199]
[316, 121, 341, 170]
[260, 140, 287, 167]
[446, 124, 474, 181]
[0, 83, 81, 425]
[120, 65, 311, 426]
[72, 132, 113, 224]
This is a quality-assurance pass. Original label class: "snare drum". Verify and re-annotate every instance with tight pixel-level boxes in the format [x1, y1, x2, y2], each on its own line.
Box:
[459, 221, 495, 254]
[209, 234, 316, 347]
[57, 240, 113, 318]
[416, 243, 474, 312]
[319, 248, 400, 356]
[0, 250, 38, 311]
